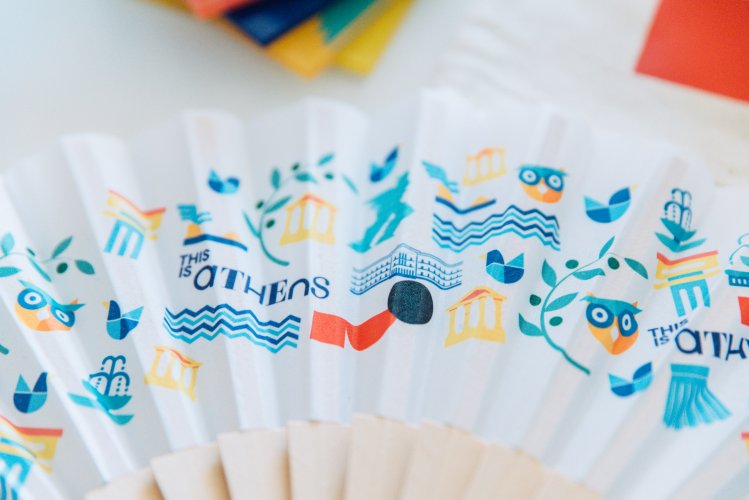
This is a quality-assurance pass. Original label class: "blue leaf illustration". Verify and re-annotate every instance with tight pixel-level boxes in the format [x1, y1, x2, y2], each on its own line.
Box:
[519, 314, 543, 337]
[541, 260, 557, 287]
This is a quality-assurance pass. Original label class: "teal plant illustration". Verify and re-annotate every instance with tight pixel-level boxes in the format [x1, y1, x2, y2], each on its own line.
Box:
[728, 232, 749, 266]
[243, 154, 357, 266]
[656, 188, 705, 253]
[518, 236, 649, 375]
[0, 233, 95, 281]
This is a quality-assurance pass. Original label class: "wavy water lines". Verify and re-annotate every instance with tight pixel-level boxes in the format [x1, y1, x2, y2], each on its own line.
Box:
[432, 205, 561, 252]
[163, 304, 301, 353]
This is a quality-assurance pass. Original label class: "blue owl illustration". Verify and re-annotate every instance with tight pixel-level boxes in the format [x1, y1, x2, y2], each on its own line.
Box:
[518, 165, 566, 203]
[15, 280, 84, 332]
[582, 295, 641, 355]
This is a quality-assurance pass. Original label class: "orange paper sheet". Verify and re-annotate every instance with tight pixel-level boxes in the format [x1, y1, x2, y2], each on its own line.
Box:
[636, 0, 749, 103]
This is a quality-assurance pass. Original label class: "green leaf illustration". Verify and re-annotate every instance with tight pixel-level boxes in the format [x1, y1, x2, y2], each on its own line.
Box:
[26, 247, 35, 256]
[271, 168, 281, 189]
[75, 260, 95, 275]
[256, 200, 264, 210]
[541, 260, 557, 287]
[529, 294, 542, 306]
[324, 172, 334, 180]
[342, 174, 358, 194]
[295, 173, 317, 183]
[573, 268, 605, 280]
[545, 292, 578, 312]
[624, 258, 648, 279]
[0, 267, 20, 277]
[28, 256, 51, 282]
[265, 195, 292, 214]
[291, 162, 301, 171]
[318, 153, 334, 166]
[51, 236, 73, 259]
[549, 316, 563, 326]
[518, 314, 543, 337]
[57, 262, 68, 274]
[244, 212, 260, 237]
[598, 236, 615, 258]
[1, 233, 14, 256]
[565, 259, 579, 269]
[266, 219, 275, 229]
[607, 257, 620, 269]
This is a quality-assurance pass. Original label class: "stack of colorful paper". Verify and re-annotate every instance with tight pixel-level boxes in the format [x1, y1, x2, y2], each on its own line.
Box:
[149, 0, 414, 78]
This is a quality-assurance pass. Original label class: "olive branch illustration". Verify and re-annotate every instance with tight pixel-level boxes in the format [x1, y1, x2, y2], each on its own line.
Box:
[0, 233, 95, 281]
[243, 154, 358, 266]
[518, 236, 648, 375]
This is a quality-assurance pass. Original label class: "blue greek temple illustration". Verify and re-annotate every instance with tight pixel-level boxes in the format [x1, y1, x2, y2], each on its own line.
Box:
[350, 243, 463, 295]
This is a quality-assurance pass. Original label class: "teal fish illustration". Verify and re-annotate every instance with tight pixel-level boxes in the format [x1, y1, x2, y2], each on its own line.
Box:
[585, 187, 631, 223]
[208, 169, 240, 194]
[609, 362, 652, 397]
[105, 300, 143, 340]
[485, 250, 524, 284]
[370, 146, 398, 183]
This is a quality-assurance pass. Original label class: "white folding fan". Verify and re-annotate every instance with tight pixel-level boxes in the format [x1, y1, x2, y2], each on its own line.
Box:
[1, 89, 747, 500]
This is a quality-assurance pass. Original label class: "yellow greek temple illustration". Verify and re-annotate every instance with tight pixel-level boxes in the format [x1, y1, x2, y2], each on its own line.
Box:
[144, 346, 202, 400]
[103, 190, 166, 259]
[445, 287, 506, 347]
[0, 415, 62, 473]
[280, 193, 337, 246]
[463, 147, 507, 187]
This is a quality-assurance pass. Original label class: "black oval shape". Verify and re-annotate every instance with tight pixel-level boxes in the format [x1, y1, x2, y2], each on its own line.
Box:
[387, 280, 433, 325]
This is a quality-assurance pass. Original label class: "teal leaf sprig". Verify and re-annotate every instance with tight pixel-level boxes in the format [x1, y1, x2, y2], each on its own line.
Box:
[518, 236, 649, 375]
[0, 233, 95, 282]
[243, 154, 358, 266]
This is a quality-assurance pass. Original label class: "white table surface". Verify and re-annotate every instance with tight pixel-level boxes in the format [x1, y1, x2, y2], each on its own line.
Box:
[3, 0, 748, 184]
[1, 0, 470, 167]
[436, 0, 749, 185]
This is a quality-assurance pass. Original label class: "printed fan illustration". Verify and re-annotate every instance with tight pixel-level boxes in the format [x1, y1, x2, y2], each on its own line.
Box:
[0, 92, 747, 500]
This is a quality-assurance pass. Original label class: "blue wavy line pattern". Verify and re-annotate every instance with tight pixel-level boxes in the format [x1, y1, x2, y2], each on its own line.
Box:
[163, 304, 300, 353]
[350, 243, 462, 295]
[435, 196, 496, 215]
[432, 205, 561, 252]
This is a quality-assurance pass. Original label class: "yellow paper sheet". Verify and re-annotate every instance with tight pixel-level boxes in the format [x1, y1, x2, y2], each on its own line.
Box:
[335, 0, 413, 75]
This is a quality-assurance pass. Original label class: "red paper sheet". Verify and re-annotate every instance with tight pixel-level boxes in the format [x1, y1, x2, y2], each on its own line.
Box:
[636, 0, 749, 103]
[185, 0, 258, 18]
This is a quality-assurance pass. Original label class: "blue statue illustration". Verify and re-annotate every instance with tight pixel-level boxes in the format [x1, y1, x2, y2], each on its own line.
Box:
[350, 173, 414, 253]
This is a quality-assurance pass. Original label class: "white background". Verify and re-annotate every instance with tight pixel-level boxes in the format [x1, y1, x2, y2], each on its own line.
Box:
[3, 0, 748, 183]
[1, 0, 467, 167]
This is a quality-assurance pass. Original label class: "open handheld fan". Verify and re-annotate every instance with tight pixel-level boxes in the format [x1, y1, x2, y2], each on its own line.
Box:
[1, 90, 748, 500]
